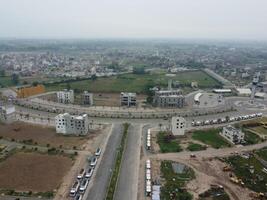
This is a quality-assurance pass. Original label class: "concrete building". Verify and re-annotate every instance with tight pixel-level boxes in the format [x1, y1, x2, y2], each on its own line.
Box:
[55, 113, 89, 135]
[0, 105, 16, 123]
[220, 125, 244, 144]
[82, 91, 93, 106]
[171, 117, 186, 136]
[236, 88, 251, 96]
[153, 89, 185, 108]
[120, 92, 137, 106]
[57, 89, 74, 104]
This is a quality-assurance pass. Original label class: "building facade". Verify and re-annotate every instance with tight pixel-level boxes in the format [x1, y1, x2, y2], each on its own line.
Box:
[82, 91, 93, 106]
[0, 105, 16, 123]
[120, 92, 137, 106]
[220, 125, 244, 144]
[57, 89, 74, 104]
[153, 89, 185, 108]
[171, 116, 186, 136]
[55, 113, 89, 135]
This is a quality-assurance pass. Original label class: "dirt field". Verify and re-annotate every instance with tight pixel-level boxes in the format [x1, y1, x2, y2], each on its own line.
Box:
[0, 152, 72, 192]
[0, 122, 92, 150]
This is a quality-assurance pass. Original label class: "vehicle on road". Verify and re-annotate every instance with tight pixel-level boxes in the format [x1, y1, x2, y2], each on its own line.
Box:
[90, 156, 98, 167]
[79, 179, 89, 194]
[95, 148, 102, 156]
[74, 194, 83, 200]
[69, 181, 80, 197]
[77, 168, 85, 179]
[85, 167, 94, 179]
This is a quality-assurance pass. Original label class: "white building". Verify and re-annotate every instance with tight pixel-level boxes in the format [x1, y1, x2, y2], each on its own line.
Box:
[120, 92, 137, 106]
[0, 105, 16, 123]
[220, 125, 244, 144]
[236, 88, 251, 96]
[56, 89, 74, 104]
[55, 113, 89, 135]
[171, 117, 186, 136]
[83, 91, 93, 106]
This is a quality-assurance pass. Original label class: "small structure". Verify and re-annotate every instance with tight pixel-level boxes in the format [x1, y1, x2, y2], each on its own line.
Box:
[236, 88, 251, 96]
[153, 89, 185, 108]
[0, 105, 16, 123]
[213, 89, 232, 93]
[120, 92, 137, 107]
[56, 89, 74, 104]
[220, 125, 244, 144]
[191, 81, 198, 88]
[82, 91, 93, 106]
[171, 116, 186, 136]
[55, 113, 89, 135]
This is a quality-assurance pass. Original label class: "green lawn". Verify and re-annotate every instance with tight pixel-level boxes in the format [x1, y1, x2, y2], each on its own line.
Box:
[46, 70, 221, 94]
[0, 76, 14, 87]
[187, 142, 207, 152]
[250, 126, 267, 135]
[243, 129, 262, 145]
[161, 160, 194, 200]
[226, 155, 267, 193]
[157, 132, 182, 153]
[192, 129, 231, 149]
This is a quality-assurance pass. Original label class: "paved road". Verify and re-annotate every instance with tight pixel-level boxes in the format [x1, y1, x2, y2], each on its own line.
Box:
[114, 124, 142, 200]
[85, 124, 123, 200]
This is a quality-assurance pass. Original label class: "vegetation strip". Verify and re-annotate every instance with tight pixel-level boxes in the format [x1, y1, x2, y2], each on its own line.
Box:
[105, 123, 129, 200]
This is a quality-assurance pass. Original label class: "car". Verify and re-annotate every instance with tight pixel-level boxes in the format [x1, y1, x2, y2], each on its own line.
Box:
[85, 167, 94, 179]
[69, 181, 80, 197]
[95, 148, 102, 156]
[90, 156, 98, 167]
[190, 154, 196, 158]
[77, 168, 85, 179]
[74, 194, 83, 200]
[79, 179, 89, 193]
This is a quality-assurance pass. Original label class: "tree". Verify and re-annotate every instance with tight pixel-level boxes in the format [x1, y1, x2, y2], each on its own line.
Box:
[11, 73, 19, 85]
[66, 82, 71, 90]
[32, 81, 39, 86]
[133, 67, 145, 74]
[0, 69, 5, 76]
[91, 74, 97, 81]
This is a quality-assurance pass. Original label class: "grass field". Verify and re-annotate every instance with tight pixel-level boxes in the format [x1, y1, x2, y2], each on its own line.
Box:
[46, 71, 221, 94]
[0, 152, 72, 193]
[187, 142, 207, 151]
[249, 126, 267, 135]
[157, 132, 182, 153]
[0, 76, 14, 87]
[161, 160, 194, 200]
[192, 128, 231, 149]
[243, 129, 262, 145]
[0, 122, 90, 150]
[226, 153, 267, 193]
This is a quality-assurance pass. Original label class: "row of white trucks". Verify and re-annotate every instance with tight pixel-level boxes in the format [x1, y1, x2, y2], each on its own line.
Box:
[147, 129, 151, 150]
[191, 112, 263, 127]
[146, 159, 152, 196]
[69, 148, 101, 199]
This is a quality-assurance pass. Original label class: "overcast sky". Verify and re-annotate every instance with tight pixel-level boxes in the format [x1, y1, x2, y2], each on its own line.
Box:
[1, 0, 267, 40]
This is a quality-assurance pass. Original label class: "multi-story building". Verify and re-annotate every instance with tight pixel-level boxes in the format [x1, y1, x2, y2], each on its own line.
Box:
[171, 117, 186, 136]
[120, 92, 137, 107]
[0, 105, 16, 123]
[82, 91, 93, 106]
[56, 89, 74, 104]
[153, 89, 185, 108]
[55, 113, 89, 135]
[220, 125, 244, 144]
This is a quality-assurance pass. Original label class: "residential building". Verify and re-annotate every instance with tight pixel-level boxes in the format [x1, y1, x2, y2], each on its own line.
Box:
[220, 125, 244, 144]
[120, 92, 137, 106]
[0, 105, 16, 123]
[57, 89, 74, 104]
[55, 113, 89, 135]
[171, 117, 186, 136]
[153, 89, 185, 108]
[82, 91, 93, 106]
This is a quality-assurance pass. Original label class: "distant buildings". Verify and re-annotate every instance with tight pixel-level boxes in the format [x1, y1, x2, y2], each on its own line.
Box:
[0, 105, 16, 123]
[153, 89, 185, 108]
[55, 113, 89, 135]
[120, 92, 137, 107]
[82, 91, 93, 106]
[171, 116, 186, 136]
[220, 125, 244, 144]
[57, 89, 74, 104]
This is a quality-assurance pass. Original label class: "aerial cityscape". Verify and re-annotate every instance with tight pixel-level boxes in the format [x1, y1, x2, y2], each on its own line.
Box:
[1, 0, 267, 200]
